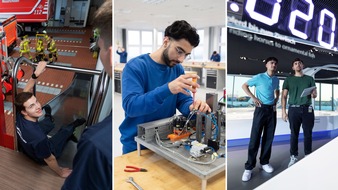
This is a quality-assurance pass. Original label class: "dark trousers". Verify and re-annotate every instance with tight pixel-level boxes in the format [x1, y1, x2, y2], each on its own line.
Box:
[288, 106, 315, 156]
[245, 105, 276, 170]
[39, 116, 74, 158]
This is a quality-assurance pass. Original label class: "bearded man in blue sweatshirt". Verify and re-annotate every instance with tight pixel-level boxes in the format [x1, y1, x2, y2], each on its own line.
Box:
[120, 20, 211, 154]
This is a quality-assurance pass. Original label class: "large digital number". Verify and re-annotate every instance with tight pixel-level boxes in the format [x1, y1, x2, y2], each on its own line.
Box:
[288, 0, 314, 39]
[243, 0, 338, 50]
[317, 9, 336, 49]
[245, 0, 282, 26]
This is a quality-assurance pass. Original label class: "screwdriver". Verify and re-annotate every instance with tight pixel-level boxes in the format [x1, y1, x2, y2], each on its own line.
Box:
[192, 77, 197, 107]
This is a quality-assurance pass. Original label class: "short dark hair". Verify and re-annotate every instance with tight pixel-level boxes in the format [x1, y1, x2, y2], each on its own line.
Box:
[15, 92, 34, 113]
[92, 0, 112, 49]
[164, 20, 200, 47]
[292, 58, 303, 66]
[264, 57, 278, 64]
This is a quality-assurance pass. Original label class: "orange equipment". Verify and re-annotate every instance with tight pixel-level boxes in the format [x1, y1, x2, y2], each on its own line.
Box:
[0, 14, 17, 53]
[167, 130, 192, 142]
[0, 28, 24, 100]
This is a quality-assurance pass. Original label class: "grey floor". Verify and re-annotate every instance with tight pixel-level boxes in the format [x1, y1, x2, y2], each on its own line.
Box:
[227, 138, 333, 190]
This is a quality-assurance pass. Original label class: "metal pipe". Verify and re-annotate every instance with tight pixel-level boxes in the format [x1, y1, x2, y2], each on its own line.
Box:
[86, 72, 111, 126]
[12, 56, 107, 150]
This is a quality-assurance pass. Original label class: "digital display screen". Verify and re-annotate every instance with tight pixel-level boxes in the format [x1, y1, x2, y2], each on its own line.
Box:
[227, 0, 338, 51]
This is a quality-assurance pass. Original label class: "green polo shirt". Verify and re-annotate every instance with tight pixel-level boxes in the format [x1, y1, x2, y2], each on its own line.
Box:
[282, 75, 315, 105]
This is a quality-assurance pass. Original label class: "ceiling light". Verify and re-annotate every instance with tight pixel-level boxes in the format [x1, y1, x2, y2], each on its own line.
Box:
[230, 2, 239, 12]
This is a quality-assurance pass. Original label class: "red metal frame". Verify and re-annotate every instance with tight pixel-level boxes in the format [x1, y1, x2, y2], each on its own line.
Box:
[0, 62, 14, 150]
[0, 25, 16, 149]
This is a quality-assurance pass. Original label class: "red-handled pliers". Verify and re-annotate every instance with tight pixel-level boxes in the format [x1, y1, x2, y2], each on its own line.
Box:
[124, 165, 147, 172]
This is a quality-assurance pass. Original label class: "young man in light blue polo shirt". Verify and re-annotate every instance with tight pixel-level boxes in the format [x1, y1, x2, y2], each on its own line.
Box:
[241, 57, 280, 182]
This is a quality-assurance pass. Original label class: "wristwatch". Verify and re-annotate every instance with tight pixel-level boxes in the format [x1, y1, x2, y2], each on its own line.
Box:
[31, 73, 38, 79]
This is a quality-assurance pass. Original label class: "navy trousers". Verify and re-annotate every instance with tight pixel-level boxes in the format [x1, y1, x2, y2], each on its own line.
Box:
[39, 116, 74, 158]
[245, 105, 276, 170]
[288, 106, 315, 156]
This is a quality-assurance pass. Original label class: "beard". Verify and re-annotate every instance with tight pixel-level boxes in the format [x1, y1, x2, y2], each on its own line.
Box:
[162, 45, 179, 68]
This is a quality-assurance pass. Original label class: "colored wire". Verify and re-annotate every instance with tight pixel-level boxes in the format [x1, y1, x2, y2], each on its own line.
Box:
[155, 130, 217, 165]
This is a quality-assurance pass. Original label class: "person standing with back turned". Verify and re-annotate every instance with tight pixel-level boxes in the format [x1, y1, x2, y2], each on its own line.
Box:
[281, 58, 317, 168]
[62, 0, 112, 189]
[241, 57, 280, 182]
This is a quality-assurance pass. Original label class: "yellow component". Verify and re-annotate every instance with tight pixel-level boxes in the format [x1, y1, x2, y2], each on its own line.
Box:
[192, 77, 197, 89]
[93, 51, 98, 59]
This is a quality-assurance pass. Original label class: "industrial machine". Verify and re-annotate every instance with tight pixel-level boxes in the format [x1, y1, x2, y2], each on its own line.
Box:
[135, 93, 226, 190]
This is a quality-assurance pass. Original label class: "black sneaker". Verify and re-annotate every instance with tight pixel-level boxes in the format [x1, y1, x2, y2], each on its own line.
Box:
[69, 134, 79, 143]
[43, 105, 54, 122]
[71, 118, 86, 128]
[42, 105, 52, 115]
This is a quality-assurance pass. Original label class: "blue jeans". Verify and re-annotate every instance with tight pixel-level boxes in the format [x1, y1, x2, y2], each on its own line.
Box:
[39, 117, 74, 158]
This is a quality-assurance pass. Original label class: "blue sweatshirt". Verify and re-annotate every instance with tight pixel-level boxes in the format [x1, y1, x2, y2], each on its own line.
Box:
[116, 50, 127, 63]
[119, 54, 193, 154]
[210, 54, 220, 62]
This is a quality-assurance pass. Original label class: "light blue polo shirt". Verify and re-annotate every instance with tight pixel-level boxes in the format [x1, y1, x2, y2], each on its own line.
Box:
[247, 72, 279, 105]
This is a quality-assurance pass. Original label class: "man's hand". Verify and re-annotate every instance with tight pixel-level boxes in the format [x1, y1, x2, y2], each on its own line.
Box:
[282, 112, 288, 122]
[44, 154, 72, 178]
[189, 99, 211, 113]
[23, 61, 48, 92]
[311, 88, 317, 99]
[59, 167, 72, 178]
[168, 73, 200, 95]
[252, 97, 262, 107]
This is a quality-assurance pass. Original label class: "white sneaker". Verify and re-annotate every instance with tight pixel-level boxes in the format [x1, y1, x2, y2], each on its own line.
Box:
[260, 164, 274, 173]
[242, 170, 252, 182]
[288, 155, 298, 167]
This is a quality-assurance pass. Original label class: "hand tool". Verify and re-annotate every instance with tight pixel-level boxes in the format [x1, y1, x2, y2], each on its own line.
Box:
[124, 165, 147, 172]
[192, 77, 197, 107]
[126, 177, 143, 190]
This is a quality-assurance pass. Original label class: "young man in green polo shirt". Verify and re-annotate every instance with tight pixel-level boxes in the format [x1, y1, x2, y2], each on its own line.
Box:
[281, 58, 317, 167]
